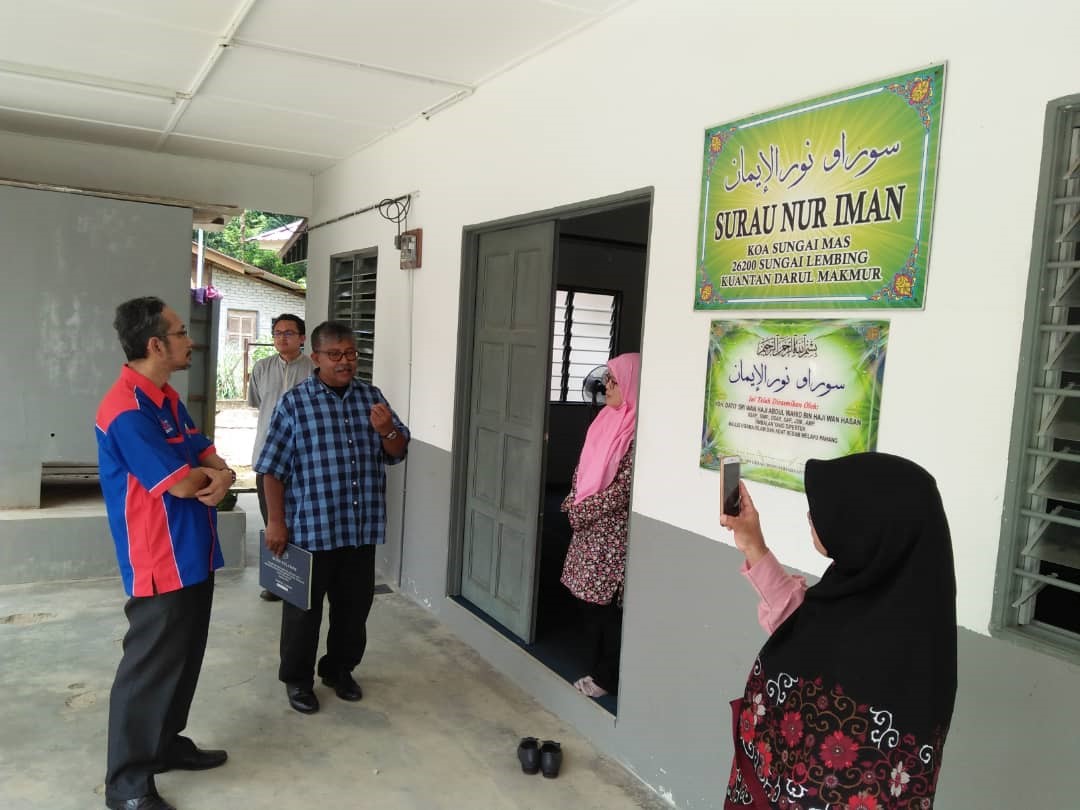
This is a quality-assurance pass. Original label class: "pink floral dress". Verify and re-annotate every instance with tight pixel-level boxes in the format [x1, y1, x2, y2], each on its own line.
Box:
[559, 443, 634, 606]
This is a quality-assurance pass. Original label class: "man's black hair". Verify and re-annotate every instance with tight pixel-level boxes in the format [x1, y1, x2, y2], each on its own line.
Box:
[113, 296, 168, 361]
[272, 313, 306, 336]
[310, 320, 355, 351]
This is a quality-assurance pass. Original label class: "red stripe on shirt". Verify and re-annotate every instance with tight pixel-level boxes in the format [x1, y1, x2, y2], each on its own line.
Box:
[125, 473, 184, 595]
[149, 464, 191, 499]
[96, 383, 141, 433]
[124, 476, 155, 596]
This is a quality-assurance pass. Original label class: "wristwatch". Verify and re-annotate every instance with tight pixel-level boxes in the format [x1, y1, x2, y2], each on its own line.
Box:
[382, 430, 398, 441]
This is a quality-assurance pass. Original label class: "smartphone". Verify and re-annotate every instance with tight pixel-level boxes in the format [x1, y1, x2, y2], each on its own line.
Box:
[720, 456, 742, 517]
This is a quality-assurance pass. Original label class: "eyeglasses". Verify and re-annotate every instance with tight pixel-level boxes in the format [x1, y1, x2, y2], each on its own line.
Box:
[161, 328, 188, 339]
[273, 330, 299, 338]
[603, 373, 619, 387]
[317, 348, 360, 361]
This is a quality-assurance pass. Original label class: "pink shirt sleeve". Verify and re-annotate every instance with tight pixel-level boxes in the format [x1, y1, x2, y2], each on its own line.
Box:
[740, 551, 807, 635]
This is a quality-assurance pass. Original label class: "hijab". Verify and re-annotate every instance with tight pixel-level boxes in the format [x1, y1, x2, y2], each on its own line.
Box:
[573, 353, 641, 504]
[728, 453, 957, 808]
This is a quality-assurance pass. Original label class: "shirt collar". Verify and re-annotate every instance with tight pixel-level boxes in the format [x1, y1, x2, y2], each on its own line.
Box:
[277, 352, 308, 367]
[312, 371, 353, 396]
[121, 364, 178, 409]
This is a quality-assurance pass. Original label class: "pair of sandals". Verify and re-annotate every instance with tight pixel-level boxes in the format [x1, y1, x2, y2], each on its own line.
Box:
[573, 675, 608, 698]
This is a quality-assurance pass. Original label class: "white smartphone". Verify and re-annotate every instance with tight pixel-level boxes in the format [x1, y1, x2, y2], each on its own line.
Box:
[720, 456, 742, 517]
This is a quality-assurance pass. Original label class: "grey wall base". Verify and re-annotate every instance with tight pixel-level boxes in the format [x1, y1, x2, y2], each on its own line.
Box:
[386, 439, 1080, 809]
[0, 509, 246, 587]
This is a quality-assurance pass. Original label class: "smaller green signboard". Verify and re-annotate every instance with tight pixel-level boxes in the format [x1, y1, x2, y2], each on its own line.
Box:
[700, 319, 889, 491]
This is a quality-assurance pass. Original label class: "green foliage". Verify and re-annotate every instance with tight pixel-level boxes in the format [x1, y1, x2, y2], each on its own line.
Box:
[195, 210, 306, 285]
[252, 344, 277, 363]
[277, 260, 308, 287]
[215, 344, 245, 401]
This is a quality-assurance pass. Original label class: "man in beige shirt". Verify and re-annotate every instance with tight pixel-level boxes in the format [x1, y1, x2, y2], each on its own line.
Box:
[247, 313, 314, 601]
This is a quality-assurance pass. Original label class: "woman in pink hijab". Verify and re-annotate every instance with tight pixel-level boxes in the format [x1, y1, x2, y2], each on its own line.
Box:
[560, 352, 641, 698]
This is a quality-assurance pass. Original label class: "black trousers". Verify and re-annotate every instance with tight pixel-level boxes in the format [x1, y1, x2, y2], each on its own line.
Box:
[279, 545, 376, 686]
[580, 598, 623, 694]
[105, 575, 214, 802]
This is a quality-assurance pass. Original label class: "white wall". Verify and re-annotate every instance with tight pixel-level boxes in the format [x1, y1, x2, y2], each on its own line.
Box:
[0, 129, 313, 216]
[307, 0, 1080, 637]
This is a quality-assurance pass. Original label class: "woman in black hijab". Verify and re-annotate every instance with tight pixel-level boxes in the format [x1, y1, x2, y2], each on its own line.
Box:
[720, 453, 957, 809]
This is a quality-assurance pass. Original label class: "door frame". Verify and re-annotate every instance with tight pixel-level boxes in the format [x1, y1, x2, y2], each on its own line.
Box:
[447, 187, 654, 600]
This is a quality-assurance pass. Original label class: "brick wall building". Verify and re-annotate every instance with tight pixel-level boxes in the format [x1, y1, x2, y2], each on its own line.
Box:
[191, 244, 307, 398]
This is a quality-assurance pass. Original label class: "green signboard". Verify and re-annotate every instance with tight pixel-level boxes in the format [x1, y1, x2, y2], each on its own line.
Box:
[695, 65, 945, 309]
[700, 319, 889, 492]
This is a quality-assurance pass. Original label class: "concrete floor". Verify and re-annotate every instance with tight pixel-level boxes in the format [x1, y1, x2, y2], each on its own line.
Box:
[213, 404, 258, 489]
[0, 495, 667, 810]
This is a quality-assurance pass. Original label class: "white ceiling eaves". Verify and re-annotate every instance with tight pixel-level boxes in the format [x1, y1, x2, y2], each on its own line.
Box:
[199, 45, 460, 125]
[50, 0, 253, 36]
[469, 0, 638, 86]
[0, 1, 219, 89]
[152, 0, 262, 151]
[163, 133, 340, 175]
[0, 108, 162, 150]
[232, 0, 596, 86]
[0, 0, 641, 174]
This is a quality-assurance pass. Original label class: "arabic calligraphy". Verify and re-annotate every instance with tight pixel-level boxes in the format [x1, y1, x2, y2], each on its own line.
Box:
[728, 359, 846, 397]
[822, 130, 902, 178]
[724, 141, 814, 193]
[756, 335, 818, 358]
[722, 132, 901, 194]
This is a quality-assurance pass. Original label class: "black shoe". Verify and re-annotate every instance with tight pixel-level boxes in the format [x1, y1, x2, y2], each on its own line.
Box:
[517, 736, 540, 774]
[260, 589, 282, 602]
[540, 740, 562, 779]
[156, 745, 227, 772]
[286, 683, 319, 714]
[320, 671, 362, 701]
[105, 796, 176, 810]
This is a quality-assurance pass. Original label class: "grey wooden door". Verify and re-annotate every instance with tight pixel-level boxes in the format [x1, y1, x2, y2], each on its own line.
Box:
[461, 222, 555, 641]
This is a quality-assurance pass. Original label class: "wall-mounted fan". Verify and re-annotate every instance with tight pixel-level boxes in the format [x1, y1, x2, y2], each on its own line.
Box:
[582, 365, 608, 409]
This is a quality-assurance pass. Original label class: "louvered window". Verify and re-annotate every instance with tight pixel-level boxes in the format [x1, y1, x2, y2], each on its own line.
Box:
[329, 251, 377, 383]
[550, 289, 618, 402]
[996, 95, 1080, 654]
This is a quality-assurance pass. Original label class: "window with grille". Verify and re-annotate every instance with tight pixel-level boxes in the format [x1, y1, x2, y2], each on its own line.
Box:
[329, 251, 377, 383]
[995, 94, 1080, 656]
[226, 309, 257, 349]
[550, 289, 618, 402]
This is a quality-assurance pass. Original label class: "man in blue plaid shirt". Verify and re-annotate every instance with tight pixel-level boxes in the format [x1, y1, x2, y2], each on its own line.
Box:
[255, 320, 409, 715]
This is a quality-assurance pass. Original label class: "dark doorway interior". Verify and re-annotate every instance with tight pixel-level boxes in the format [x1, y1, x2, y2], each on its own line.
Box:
[528, 201, 650, 715]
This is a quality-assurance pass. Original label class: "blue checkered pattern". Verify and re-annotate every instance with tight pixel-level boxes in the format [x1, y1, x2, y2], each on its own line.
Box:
[254, 374, 409, 551]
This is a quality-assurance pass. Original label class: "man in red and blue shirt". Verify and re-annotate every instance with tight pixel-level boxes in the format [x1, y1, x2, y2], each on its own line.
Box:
[95, 296, 235, 810]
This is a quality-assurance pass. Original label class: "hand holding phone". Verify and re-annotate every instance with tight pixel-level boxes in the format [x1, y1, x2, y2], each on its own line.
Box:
[719, 471, 768, 565]
[721, 456, 742, 517]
